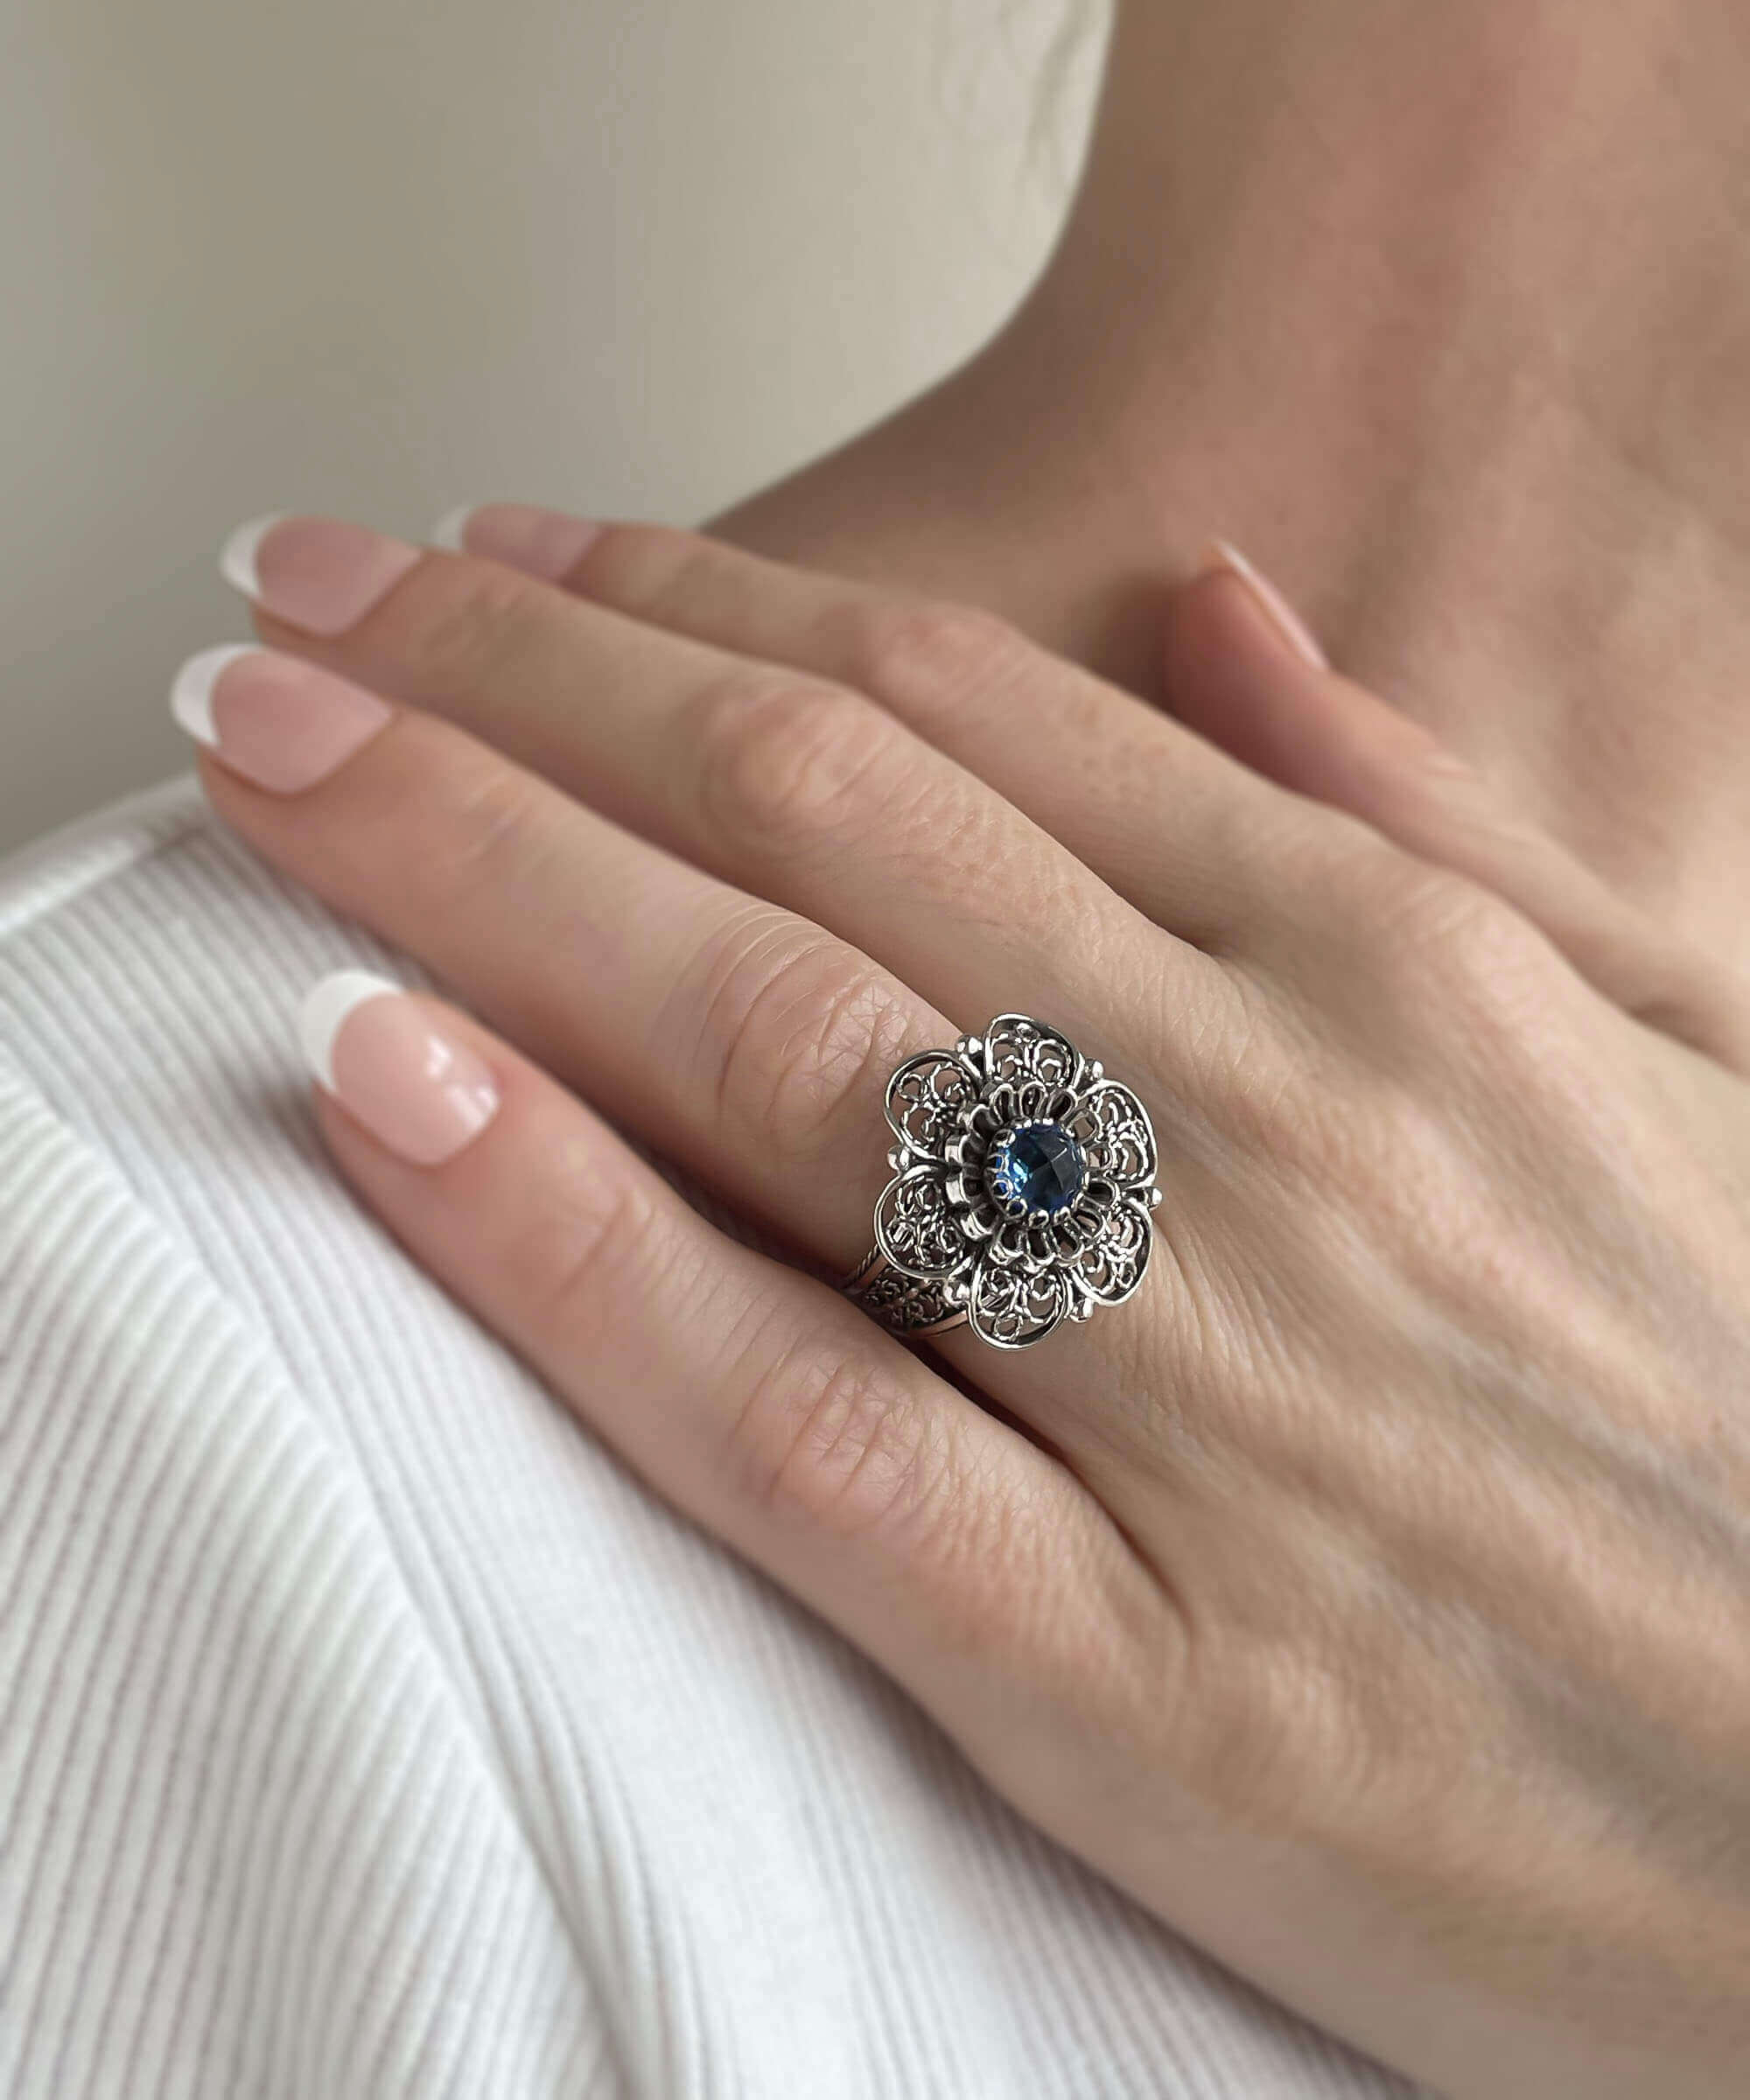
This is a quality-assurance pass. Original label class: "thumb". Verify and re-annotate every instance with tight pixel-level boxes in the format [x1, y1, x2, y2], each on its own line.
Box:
[1159, 542, 1750, 1074]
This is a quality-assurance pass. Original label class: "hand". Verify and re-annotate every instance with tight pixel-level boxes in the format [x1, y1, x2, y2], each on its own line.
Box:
[179, 509, 1750, 2097]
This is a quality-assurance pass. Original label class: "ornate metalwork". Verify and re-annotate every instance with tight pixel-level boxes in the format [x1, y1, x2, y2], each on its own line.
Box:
[841, 1013, 1163, 1349]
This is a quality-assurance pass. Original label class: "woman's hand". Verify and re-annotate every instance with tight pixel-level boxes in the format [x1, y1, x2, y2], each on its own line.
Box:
[178, 510, 1750, 2097]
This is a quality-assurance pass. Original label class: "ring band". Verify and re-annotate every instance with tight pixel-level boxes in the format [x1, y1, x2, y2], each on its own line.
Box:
[839, 1013, 1163, 1350]
[840, 1242, 971, 1338]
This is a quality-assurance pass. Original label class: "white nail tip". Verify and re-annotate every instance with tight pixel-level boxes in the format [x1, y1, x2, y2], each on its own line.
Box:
[430, 503, 474, 552]
[219, 512, 288, 600]
[298, 969, 402, 1095]
[170, 642, 261, 748]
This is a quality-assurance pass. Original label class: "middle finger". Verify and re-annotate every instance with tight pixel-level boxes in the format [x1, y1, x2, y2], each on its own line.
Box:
[219, 514, 1228, 1055]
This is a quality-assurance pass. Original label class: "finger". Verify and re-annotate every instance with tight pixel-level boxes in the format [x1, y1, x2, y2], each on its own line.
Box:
[180, 647, 1227, 1352]
[426, 503, 1339, 951]
[437, 504, 1750, 1066]
[1159, 556, 1750, 1071]
[293, 968, 1182, 1791]
[177, 647, 944, 1279]
[179, 650, 1226, 1424]
[220, 514, 1214, 1054]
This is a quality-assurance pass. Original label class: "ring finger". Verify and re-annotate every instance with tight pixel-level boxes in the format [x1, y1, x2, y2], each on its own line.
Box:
[178, 652, 1227, 1416]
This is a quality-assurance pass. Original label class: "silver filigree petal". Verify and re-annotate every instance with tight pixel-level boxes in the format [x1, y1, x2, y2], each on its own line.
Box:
[1051, 1177, 1117, 1261]
[884, 1050, 984, 1161]
[1068, 1079, 1158, 1191]
[967, 1249, 1071, 1349]
[1072, 1194, 1154, 1305]
[874, 1164, 973, 1279]
[984, 1214, 1061, 1274]
[977, 1015, 1085, 1102]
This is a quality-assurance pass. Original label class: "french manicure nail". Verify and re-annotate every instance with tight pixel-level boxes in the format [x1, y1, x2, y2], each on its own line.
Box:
[219, 514, 424, 635]
[433, 501, 603, 582]
[1203, 538, 1328, 671]
[170, 644, 393, 792]
[430, 503, 472, 552]
[219, 513, 287, 599]
[298, 970, 500, 1166]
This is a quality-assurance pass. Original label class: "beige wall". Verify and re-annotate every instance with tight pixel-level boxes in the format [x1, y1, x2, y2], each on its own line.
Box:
[0, 0, 1104, 858]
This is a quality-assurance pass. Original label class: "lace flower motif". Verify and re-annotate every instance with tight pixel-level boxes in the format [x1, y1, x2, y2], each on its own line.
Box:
[872, 1013, 1162, 1348]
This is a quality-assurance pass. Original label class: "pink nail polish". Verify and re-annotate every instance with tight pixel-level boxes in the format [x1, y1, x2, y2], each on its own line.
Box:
[440, 502, 603, 583]
[171, 645, 392, 792]
[220, 514, 424, 635]
[1203, 539, 1328, 671]
[298, 971, 500, 1166]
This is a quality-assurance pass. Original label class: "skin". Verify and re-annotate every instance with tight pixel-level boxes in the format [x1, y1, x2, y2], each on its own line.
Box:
[706, 0, 1750, 990]
[186, 513, 1750, 2096]
[179, 1, 1750, 2089]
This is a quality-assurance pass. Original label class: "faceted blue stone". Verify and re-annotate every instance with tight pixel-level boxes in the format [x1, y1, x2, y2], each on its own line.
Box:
[985, 1120, 1087, 1217]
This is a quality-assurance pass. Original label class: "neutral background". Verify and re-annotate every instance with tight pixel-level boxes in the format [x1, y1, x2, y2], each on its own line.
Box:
[0, 0, 1106, 858]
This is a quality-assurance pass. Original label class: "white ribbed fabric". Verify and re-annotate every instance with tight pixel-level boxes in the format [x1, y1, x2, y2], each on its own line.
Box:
[0, 776, 1423, 2099]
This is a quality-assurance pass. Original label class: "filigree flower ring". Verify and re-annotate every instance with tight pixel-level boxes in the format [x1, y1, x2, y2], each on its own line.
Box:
[840, 1013, 1163, 1349]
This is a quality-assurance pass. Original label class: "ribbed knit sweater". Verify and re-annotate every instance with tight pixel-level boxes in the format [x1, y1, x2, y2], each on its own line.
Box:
[0, 776, 1419, 2098]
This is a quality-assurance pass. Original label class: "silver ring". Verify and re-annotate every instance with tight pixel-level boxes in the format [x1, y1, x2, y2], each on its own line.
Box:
[840, 1013, 1163, 1350]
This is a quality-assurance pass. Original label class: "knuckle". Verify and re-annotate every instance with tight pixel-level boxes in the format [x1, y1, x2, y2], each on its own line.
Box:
[1198, 962, 1328, 1155]
[1172, 1586, 1469, 1858]
[693, 667, 900, 856]
[1323, 845, 1557, 1028]
[1382, 858, 1519, 959]
[1206, 957, 1435, 1223]
[690, 909, 916, 1158]
[1384, 867, 1558, 1040]
[733, 1336, 942, 1540]
[401, 560, 550, 693]
[430, 757, 558, 909]
[506, 1140, 672, 1354]
[836, 596, 1032, 715]
[1171, 1631, 1364, 1838]
[1348, 849, 1499, 962]
[560, 519, 707, 612]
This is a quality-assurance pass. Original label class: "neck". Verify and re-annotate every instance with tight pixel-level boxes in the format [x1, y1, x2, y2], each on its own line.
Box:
[705, 0, 1750, 956]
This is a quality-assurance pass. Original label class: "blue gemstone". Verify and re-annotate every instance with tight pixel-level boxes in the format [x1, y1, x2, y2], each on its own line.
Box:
[985, 1121, 1087, 1217]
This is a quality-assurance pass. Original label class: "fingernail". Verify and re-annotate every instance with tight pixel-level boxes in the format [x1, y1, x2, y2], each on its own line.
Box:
[298, 970, 500, 1166]
[171, 644, 393, 792]
[1201, 539, 1328, 671]
[433, 501, 603, 582]
[429, 503, 472, 552]
[220, 514, 424, 635]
